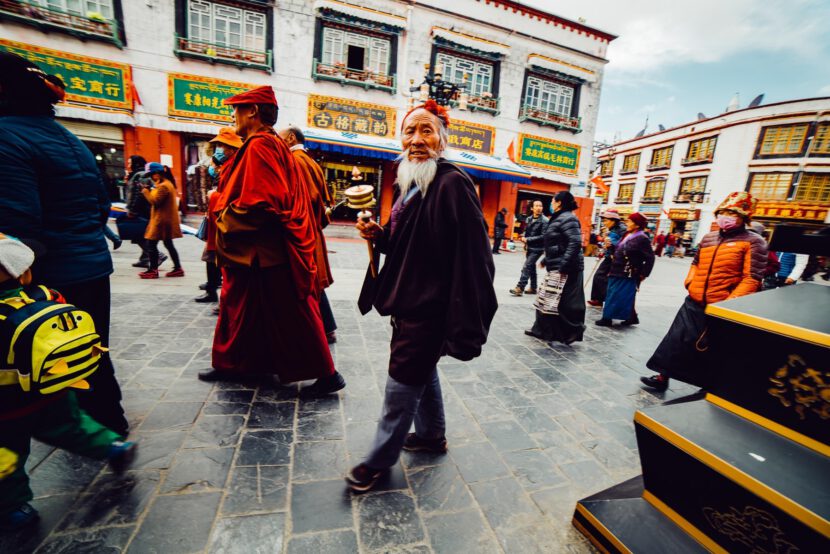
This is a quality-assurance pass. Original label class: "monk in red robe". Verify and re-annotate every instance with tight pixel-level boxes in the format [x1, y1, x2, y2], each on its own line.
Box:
[198, 86, 345, 397]
[278, 125, 338, 343]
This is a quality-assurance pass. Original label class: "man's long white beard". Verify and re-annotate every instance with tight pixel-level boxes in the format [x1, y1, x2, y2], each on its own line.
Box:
[396, 149, 439, 198]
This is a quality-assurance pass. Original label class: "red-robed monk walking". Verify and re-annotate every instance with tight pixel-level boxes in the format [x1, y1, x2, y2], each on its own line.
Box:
[198, 86, 345, 397]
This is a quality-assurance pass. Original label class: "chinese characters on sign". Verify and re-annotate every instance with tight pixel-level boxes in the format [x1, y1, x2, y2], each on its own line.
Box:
[0, 39, 131, 110]
[168, 73, 257, 123]
[754, 202, 829, 222]
[516, 133, 580, 175]
[307, 95, 395, 138]
[448, 120, 495, 155]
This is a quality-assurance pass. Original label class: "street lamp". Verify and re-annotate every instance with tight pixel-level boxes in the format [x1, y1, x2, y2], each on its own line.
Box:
[408, 63, 468, 110]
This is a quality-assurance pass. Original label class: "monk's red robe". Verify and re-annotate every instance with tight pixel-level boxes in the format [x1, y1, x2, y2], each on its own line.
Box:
[211, 131, 334, 382]
[291, 147, 333, 289]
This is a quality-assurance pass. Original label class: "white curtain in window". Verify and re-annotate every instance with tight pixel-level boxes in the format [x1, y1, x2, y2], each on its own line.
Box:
[321, 28, 390, 74]
[436, 53, 493, 97]
[525, 76, 574, 117]
[40, 0, 113, 18]
[188, 0, 266, 51]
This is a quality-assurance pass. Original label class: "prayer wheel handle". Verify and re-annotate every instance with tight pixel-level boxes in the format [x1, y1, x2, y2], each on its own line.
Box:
[358, 210, 377, 278]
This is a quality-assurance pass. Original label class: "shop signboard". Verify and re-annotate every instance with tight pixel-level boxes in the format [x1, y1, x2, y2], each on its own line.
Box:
[0, 39, 132, 110]
[638, 204, 663, 218]
[668, 209, 701, 221]
[612, 205, 634, 217]
[755, 202, 829, 222]
[448, 120, 495, 155]
[168, 73, 258, 122]
[308, 94, 396, 138]
[516, 133, 580, 175]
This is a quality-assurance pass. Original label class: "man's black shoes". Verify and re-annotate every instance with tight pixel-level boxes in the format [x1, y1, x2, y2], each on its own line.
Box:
[299, 371, 346, 398]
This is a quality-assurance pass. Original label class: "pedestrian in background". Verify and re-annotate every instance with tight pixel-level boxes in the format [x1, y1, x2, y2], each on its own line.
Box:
[596, 212, 655, 327]
[0, 52, 128, 435]
[665, 232, 678, 258]
[525, 191, 585, 344]
[775, 251, 808, 287]
[509, 200, 548, 296]
[279, 125, 338, 343]
[124, 155, 166, 269]
[654, 231, 666, 257]
[195, 128, 242, 303]
[641, 192, 766, 391]
[492, 207, 508, 254]
[748, 221, 779, 290]
[350, 101, 496, 492]
[587, 210, 625, 307]
[138, 163, 184, 279]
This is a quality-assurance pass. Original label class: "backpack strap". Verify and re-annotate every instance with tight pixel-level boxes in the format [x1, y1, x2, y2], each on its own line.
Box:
[19, 285, 53, 303]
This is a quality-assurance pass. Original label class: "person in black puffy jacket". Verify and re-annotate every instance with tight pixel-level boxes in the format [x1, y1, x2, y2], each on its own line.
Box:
[0, 52, 128, 435]
[509, 200, 548, 296]
[525, 191, 586, 344]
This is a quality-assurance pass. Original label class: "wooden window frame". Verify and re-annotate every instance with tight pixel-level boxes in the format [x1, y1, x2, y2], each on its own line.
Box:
[809, 122, 830, 157]
[641, 178, 666, 203]
[746, 172, 795, 201]
[754, 123, 809, 159]
[648, 146, 673, 170]
[615, 183, 635, 203]
[619, 153, 641, 175]
[683, 136, 717, 165]
[794, 173, 830, 203]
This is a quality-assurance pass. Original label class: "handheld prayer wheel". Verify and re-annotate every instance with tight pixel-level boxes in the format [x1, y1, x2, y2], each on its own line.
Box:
[343, 185, 378, 277]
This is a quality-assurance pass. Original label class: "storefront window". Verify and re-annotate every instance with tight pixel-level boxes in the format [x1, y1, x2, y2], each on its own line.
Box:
[319, 158, 382, 222]
[85, 141, 125, 201]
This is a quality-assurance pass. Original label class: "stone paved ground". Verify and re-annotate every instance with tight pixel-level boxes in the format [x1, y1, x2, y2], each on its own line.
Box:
[3, 231, 697, 554]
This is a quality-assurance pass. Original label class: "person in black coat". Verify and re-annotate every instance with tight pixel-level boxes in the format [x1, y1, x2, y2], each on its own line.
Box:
[588, 211, 626, 307]
[525, 191, 586, 344]
[510, 200, 548, 296]
[492, 207, 508, 254]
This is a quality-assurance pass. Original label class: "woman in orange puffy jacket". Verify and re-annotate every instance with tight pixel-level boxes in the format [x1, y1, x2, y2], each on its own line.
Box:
[641, 192, 767, 391]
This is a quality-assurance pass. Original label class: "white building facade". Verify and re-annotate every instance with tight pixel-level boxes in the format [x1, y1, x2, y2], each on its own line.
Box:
[595, 98, 830, 245]
[0, 0, 614, 230]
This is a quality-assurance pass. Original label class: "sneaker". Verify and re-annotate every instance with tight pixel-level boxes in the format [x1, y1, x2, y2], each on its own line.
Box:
[158, 253, 168, 266]
[166, 268, 185, 278]
[508, 287, 523, 296]
[113, 238, 122, 250]
[525, 288, 537, 295]
[403, 433, 448, 453]
[107, 441, 137, 475]
[0, 503, 39, 531]
[132, 261, 149, 268]
[586, 300, 603, 307]
[139, 269, 159, 279]
[640, 374, 669, 392]
[594, 318, 613, 327]
[194, 292, 218, 303]
[299, 371, 346, 398]
[345, 464, 384, 493]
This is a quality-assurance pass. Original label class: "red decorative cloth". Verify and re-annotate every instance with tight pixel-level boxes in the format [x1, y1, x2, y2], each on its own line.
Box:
[401, 99, 450, 129]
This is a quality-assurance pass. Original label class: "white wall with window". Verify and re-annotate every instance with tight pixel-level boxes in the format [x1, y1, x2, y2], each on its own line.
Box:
[523, 75, 574, 116]
[435, 52, 493, 97]
[187, 0, 265, 52]
[321, 27, 390, 75]
[32, 0, 114, 18]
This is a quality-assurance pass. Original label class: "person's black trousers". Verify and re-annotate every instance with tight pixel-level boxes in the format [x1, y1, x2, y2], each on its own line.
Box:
[492, 233, 504, 253]
[147, 238, 181, 271]
[57, 276, 129, 436]
[205, 260, 221, 294]
[319, 290, 337, 334]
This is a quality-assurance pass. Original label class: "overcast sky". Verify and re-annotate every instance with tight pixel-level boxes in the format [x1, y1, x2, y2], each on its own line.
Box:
[524, 0, 830, 144]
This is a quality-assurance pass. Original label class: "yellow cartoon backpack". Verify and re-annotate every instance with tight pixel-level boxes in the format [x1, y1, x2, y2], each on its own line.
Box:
[0, 285, 105, 394]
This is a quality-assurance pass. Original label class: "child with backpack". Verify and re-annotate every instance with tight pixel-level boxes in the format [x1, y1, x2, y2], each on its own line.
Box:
[0, 234, 136, 531]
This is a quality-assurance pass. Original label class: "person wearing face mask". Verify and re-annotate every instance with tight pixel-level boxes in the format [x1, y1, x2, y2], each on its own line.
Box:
[641, 192, 767, 392]
[195, 128, 242, 303]
[138, 163, 184, 279]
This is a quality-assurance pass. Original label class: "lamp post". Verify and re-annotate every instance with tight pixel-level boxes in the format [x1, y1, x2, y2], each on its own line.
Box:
[409, 63, 468, 109]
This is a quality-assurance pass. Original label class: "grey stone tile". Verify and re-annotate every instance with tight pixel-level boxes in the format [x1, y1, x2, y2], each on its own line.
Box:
[162, 447, 234, 493]
[211, 389, 255, 403]
[58, 471, 160, 530]
[450, 442, 510, 483]
[129, 492, 221, 554]
[293, 440, 348, 482]
[469, 477, 542, 531]
[138, 401, 203, 431]
[237, 430, 293, 466]
[357, 492, 424, 550]
[208, 513, 285, 554]
[463, 396, 514, 423]
[128, 430, 187, 470]
[297, 410, 344, 440]
[424, 509, 500, 554]
[202, 401, 251, 415]
[185, 414, 245, 448]
[407, 463, 474, 513]
[36, 525, 135, 554]
[502, 449, 567, 491]
[222, 465, 289, 515]
[480, 419, 536, 453]
[0, 494, 76, 554]
[286, 530, 358, 554]
[248, 401, 295, 429]
[290, 479, 353, 534]
[558, 459, 613, 490]
[29, 451, 104, 497]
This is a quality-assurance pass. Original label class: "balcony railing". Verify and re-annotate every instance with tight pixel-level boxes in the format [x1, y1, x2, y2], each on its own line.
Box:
[312, 59, 395, 93]
[614, 197, 633, 204]
[175, 35, 272, 73]
[639, 196, 665, 204]
[647, 162, 671, 171]
[673, 192, 710, 204]
[456, 93, 500, 115]
[0, 0, 122, 47]
[618, 168, 638, 175]
[681, 154, 714, 165]
[518, 105, 582, 133]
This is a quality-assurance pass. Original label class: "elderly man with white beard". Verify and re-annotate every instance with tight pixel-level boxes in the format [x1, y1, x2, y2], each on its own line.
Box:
[347, 100, 497, 492]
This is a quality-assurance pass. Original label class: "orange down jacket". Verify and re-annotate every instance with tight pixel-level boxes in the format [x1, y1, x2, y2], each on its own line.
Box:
[685, 227, 767, 305]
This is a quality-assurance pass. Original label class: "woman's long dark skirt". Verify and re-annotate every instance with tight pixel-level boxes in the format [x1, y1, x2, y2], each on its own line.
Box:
[590, 257, 612, 303]
[531, 270, 586, 343]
